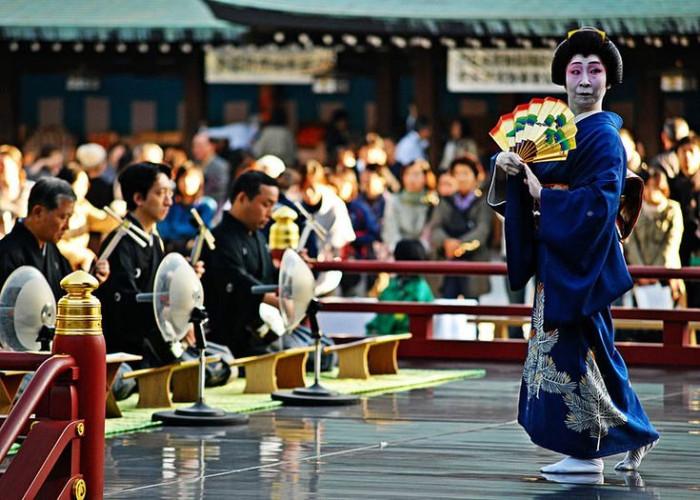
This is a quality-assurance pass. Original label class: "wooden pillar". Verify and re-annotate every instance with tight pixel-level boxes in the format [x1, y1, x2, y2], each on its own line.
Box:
[0, 52, 18, 144]
[376, 55, 397, 136]
[183, 49, 206, 143]
[258, 84, 278, 123]
[413, 48, 441, 168]
[636, 50, 662, 158]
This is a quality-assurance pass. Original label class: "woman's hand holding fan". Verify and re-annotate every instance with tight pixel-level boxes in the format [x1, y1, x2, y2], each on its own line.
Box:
[496, 151, 528, 176]
[491, 97, 577, 201]
[490, 97, 577, 163]
[522, 164, 542, 200]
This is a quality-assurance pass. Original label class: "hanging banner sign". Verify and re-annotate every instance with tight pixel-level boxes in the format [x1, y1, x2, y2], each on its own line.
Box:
[447, 48, 561, 93]
[205, 46, 336, 84]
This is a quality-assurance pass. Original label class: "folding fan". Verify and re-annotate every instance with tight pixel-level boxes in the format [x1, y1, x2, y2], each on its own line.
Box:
[490, 97, 577, 163]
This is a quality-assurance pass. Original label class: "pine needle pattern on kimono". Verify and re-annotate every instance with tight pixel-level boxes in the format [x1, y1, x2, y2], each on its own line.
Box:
[564, 351, 628, 450]
[523, 283, 576, 399]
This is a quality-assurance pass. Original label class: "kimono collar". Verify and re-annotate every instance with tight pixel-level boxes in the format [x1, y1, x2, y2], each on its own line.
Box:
[574, 110, 602, 123]
[126, 212, 157, 243]
[126, 212, 147, 232]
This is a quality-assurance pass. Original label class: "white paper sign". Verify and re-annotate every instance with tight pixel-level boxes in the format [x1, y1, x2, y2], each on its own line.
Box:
[205, 46, 336, 84]
[447, 48, 561, 93]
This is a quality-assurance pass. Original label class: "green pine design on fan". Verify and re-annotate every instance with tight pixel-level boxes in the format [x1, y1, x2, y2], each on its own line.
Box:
[506, 113, 539, 138]
[490, 97, 578, 164]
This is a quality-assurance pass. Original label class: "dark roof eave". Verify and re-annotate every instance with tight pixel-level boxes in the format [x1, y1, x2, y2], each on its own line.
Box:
[205, 1, 700, 37]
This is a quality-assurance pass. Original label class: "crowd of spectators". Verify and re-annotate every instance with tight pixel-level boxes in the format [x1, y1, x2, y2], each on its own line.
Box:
[1, 110, 698, 333]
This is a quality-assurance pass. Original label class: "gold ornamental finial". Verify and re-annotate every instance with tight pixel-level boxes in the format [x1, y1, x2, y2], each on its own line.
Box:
[55, 271, 102, 336]
[72, 478, 87, 500]
[269, 206, 300, 250]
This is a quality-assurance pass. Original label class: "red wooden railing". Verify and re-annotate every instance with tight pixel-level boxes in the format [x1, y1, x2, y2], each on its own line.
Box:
[0, 271, 106, 499]
[315, 260, 700, 280]
[0, 354, 84, 499]
[313, 261, 700, 367]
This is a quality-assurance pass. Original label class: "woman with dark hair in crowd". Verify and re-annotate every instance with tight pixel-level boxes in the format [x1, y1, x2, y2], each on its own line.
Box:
[334, 169, 380, 261]
[381, 159, 437, 254]
[27, 144, 64, 180]
[365, 239, 434, 336]
[431, 154, 492, 299]
[158, 162, 217, 254]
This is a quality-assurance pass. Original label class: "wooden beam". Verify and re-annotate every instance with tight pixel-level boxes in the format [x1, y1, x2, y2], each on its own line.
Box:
[636, 50, 662, 158]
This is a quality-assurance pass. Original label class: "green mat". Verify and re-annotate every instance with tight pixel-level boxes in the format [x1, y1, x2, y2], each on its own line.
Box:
[105, 368, 484, 436]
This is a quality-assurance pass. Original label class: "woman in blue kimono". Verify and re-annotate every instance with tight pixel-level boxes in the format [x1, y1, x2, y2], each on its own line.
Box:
[488, 28, 659, 475]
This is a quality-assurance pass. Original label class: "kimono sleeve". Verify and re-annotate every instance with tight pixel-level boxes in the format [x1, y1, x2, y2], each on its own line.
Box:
[486, 157, 508, 218]
[537, 126, 632, 325]
[487, 155, 537, 290]
[500, 173, 538, 291]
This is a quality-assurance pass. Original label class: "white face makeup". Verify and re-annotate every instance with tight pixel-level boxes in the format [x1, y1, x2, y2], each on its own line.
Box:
[565, 54, 607, 115]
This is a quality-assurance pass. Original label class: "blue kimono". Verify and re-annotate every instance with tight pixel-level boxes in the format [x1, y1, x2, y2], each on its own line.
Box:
[488, 111, 659, 458]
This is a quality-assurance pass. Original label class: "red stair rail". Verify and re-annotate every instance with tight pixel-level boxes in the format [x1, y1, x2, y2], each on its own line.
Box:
[0, 355, 84, 499]
[0, 270, 106, 499]
[0, 355, 76, 462]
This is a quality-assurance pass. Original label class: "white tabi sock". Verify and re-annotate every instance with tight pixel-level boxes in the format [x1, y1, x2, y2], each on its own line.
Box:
[614, 439, 658, 471]
[540, 456, 604, 474]
[541, 472, 604, 485]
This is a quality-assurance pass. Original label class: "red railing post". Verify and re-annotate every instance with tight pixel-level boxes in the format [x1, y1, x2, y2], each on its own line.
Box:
[663, 320, 690, 347]
[409, 314, 434, 340]
[52, 271, 106, 500]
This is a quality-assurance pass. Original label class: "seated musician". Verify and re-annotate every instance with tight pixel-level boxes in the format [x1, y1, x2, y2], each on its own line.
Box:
[96, 163, 181, 368]
[0, 177, 109, 300]
[98, 162, 235, 400]
[202, 171, 336, 370]
[202, 171, 280, 358]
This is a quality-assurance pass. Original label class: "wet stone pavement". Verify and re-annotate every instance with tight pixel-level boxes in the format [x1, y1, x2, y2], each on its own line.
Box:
[103, 362, 700, 499]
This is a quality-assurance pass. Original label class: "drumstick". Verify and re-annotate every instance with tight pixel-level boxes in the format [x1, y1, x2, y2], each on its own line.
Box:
[97, 222, 149, 262]
[104, 206, 150, 242]
[293, 201, 326, 251]
[189, 208, 215, 265]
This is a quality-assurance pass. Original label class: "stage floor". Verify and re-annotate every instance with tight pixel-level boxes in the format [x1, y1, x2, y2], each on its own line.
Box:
[103, 362, 700, 499]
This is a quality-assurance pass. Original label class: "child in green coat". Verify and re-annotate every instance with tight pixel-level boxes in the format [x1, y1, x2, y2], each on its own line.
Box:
[365, 239, 434, 335]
